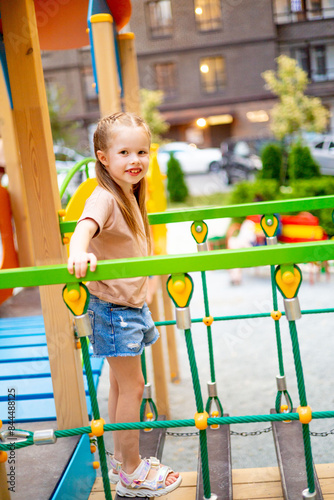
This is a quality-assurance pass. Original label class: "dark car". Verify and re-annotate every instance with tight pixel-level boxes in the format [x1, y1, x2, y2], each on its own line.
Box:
[209, 140, 262, 184]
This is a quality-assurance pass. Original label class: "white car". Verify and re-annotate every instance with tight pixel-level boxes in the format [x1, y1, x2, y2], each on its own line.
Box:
[157, 142, 222, 175]
[309, 136, 334, 175]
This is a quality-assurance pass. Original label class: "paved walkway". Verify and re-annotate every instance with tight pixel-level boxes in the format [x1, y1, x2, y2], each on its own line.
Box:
[97, 219, 334, 472]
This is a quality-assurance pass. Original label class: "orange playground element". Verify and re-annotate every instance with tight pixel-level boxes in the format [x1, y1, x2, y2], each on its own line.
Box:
[0, 0, 131, 51]
[0, 186, 19, 305]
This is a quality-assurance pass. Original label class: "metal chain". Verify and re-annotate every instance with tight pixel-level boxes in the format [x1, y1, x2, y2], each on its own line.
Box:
[309, 428, 334, 437]
[166, 427, 273, 438]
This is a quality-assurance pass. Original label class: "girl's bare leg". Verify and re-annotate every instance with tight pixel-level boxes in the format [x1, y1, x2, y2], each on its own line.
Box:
[107, 355, 179, 485]
[108, 366, 121, 462]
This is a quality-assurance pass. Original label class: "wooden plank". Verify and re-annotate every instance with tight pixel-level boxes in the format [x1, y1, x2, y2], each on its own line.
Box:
[0, 0, 88, 430]
[0, 56, 34, 269]
[196, 421, 232, 499]
[271, 409, 323, 499]
[118, 33, 141, 116]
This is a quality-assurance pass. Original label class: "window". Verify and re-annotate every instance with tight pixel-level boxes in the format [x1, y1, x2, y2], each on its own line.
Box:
[200, 56, 226, 94]
[313, 45, 327, 79]
[290, 47, 310, 74]
[147, 0, 173, 38]
[194, 0, 222, 31]
[154, 62, 177, 98]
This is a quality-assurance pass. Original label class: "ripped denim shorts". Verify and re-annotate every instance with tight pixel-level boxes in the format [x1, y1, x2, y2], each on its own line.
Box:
[87, 295, 159, 358]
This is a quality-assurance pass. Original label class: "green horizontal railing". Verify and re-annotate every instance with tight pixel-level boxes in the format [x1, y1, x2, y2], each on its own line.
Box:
[0, 240, 334, 289]
[59, 195, 334, 234]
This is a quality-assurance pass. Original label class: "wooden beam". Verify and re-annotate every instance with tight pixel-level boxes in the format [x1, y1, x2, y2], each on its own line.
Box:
[118, 33, 141, 116]
[0, 462, 11, 500]
[0, 0, 88, 429]
[0, 66, 34, 268]
[90, 14, 121, 117]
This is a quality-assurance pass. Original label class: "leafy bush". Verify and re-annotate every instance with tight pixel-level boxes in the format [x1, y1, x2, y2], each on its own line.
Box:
[288, 142, 320, 180]
[229, 177, 334, 237]
[167, 153, 189, 202]
[260, 143, 282, 181]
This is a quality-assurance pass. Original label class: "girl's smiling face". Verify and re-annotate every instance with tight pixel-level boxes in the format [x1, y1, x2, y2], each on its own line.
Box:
[97, 126, 150, 194]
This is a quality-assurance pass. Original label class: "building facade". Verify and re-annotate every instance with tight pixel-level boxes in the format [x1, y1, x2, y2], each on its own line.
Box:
[41, 0, 334, 150]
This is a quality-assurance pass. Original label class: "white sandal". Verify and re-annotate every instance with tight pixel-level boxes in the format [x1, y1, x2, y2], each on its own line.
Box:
[116, 457, 182, 497]
[108, 455, 122, 484]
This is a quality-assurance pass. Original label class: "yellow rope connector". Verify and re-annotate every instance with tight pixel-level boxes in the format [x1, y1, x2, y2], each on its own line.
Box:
[92, 461, 100, 469]
[194, 411, 209, 430]
[90, 444, 96, 453]
[58, 209, 66, 218]
[297, 405, 312, 424]
[281, 404, 291, 423]
[63, 236, 70, 245]
[144, 412, 154, 432]
[210, 410, 219, 429]
[203, 316, 214, 326]
[271, 310, 282, 321]
[0, 451, 8, 463]
[91, 418, 105, 437]
[76, 340, 81, 349]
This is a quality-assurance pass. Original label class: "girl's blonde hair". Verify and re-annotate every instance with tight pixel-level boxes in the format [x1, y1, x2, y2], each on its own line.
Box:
[93, 112, 151, 252]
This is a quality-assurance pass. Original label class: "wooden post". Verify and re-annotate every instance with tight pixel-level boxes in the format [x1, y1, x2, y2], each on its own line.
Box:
[90, 14, 121, 117]
[118, 33, 141, 116]
[149, 293, 170, 419]
[0, 0, 88, 429]
[0, 68, 34, 267]
[0, 462, 11, 500]
[161, 275, 180, 383]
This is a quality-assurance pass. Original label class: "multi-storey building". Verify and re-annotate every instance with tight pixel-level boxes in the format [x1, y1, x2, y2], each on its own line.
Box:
[41, 0, 334, 149]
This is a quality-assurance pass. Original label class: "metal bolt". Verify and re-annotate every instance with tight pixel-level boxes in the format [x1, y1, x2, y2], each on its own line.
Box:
[196, 225, 202, 233]
[266, 218, 273, 226]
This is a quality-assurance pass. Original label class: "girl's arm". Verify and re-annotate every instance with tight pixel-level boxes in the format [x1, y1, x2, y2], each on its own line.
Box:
[67, 219, 99, 279]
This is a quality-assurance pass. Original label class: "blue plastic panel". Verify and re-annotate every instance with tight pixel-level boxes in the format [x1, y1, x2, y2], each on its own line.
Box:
[52, 434, 96, 500]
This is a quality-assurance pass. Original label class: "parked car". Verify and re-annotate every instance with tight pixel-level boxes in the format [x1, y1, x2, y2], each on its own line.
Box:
[309, 136, 334, 175]
[209, 140, 262, 184]
[157, 142, 222, 175]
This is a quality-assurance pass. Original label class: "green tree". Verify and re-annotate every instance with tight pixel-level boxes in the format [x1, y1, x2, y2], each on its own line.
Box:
[46, 83, 79, 148]
[260, 143, 282, 181]
[288, 142, 321, 180]
[167, 153, 189, 202]
[262, 55, 329, 141]
[140, 88, 169, 144]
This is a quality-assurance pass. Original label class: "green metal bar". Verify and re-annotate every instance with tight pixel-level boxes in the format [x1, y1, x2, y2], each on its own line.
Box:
[59, 157, 95, 198]
[1, 240, 334, 289]
[59, 195, 334, 232]
[201, 271, 216, 383]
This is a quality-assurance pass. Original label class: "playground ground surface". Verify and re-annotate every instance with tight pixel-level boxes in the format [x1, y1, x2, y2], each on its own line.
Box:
[96, 218, 334, 475]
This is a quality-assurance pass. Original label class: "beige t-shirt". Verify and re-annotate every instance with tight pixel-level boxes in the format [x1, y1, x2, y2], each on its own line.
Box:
[78, 186, 148, 308]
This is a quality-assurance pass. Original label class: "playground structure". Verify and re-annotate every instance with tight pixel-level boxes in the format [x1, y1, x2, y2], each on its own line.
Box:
[1, 1, 334, 499]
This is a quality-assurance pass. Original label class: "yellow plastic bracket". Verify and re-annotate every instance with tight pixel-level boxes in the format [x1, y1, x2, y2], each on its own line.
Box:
[260, 214, 279, 238]
[210, 410, 219, 429]
[63, 283, 88, 316]
[297, 405, 312, 424]
[191, 221, 208, 244]
[271, 310, 282, 321]
[167, 273, 193, 308]
[90, 13, 113, 23]
[194, 411, 209, 430]
[91, 418, 105, 437]
[275, 264, 302, 299]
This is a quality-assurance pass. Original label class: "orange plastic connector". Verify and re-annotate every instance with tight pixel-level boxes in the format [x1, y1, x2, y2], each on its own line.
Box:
[203, 316, 214, 326]
[281, 404, 291, 423]
[58, 209, 66, 218]
[93, 461, 100, 469]
[194, 411, 209, 430]
[90, 444, 97, 453]
[91, 418, 106, 437]
[210, 410, 219, 429]
[271, 310, 282, 321]
[297, 405, 312, 424]
[63, 236, 70, 245]
[0, 451, 8, 463]
[76, 340, 81, 349]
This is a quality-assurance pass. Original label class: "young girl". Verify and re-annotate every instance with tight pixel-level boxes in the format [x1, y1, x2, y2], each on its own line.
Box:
[67, 112, 181, 497]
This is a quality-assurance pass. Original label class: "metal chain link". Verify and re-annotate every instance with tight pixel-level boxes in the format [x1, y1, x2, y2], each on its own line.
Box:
[309, 428, 334, 437]
[166, 427, 273, 438]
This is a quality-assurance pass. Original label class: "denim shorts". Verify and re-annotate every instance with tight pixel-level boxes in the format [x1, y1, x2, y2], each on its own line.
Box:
[87, 295, 160, 357]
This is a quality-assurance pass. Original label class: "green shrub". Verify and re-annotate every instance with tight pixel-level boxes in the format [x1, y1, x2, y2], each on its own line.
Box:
[260, 143, 282, 181]
[288, 142, 321, 180]
[167, 153, 189, 202]
[229, 177, 334, 237]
